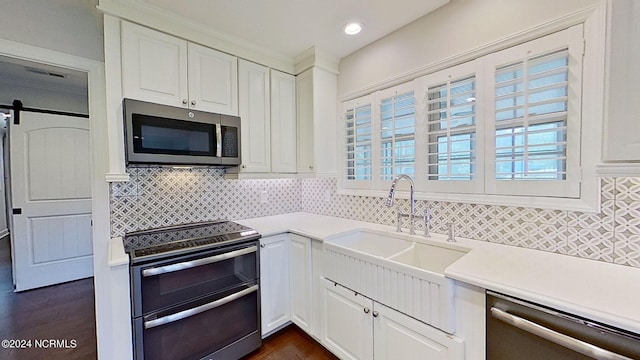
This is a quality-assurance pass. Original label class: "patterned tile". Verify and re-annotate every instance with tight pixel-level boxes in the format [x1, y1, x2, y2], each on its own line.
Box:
[614, 200, 640, 235]
[615, 177, 640, 202]
[613, 233, 640, 267]
[109, 171, 640, 268]
[566, 228, 614, 262]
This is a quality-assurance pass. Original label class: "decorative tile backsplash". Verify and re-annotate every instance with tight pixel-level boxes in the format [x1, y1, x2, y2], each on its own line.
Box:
[110, 168, 640, 268]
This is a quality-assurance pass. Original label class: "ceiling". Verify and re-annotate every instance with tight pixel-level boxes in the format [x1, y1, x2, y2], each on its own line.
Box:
[143, 0, 450, 59]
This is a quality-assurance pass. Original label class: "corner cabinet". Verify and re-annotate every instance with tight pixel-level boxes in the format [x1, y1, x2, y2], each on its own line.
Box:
[121, 21, 238, 115]
[270, 69, 297, 173]
[259, 234, 290, 337]
[322, 279, 464, 360]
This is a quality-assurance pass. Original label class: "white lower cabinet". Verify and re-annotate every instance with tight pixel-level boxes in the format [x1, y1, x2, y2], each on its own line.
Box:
[289, 233, 314, 335]
[260, 234, 290, 337]
[322, 278, 464, 360]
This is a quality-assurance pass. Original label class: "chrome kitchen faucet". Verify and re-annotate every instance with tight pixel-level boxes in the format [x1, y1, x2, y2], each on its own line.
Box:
[386, 174, 430, 236]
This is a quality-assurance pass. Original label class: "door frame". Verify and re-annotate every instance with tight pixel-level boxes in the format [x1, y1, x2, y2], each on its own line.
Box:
[0, 39, 113, 359]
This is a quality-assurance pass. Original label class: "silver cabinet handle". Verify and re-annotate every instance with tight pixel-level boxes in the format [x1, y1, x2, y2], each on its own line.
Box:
[372, 311, 379, 318]
[364, 308, 370, 314]
[491, 308, 634, 360]
[191, 100, 196, 106]
[142, 246, 256, 277]
[182, 99, 188, 105]
[215, 123, 222, 157]
[144, 285, 258, 329]
[260, 243, 266, 248]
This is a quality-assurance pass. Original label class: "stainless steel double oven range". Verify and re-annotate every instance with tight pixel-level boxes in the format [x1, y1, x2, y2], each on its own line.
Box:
[124, 220, 262, 360]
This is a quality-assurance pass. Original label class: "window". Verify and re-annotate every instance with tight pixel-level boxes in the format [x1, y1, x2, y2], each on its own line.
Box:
[344, 95, 373, 186]
[379, 88, 416, 181]
[341, 25, 584, 200]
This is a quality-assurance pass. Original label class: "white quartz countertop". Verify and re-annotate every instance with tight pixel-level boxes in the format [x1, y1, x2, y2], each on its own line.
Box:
[236, 212, 640, 335]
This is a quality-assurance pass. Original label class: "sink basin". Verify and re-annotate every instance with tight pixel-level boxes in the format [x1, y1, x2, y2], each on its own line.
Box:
[388, 242, 468, 274]
[323, 228, 470, 334]
[325, 229, 412, 257]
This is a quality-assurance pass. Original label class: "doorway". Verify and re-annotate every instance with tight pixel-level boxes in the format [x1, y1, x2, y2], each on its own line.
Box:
[0, 55, 92, 292]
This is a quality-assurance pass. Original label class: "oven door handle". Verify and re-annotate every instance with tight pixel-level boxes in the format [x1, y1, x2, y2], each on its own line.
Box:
[144, 284, 258, 329]
[490, 307, 633, 360]
[142, 246, 257, 277]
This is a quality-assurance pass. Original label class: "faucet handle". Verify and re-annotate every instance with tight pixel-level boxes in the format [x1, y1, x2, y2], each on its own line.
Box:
[447, 222, 456, 242]
[423, 208, 431, 237]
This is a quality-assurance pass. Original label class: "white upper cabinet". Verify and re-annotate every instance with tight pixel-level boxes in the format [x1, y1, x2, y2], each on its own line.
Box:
[238, 59, 271, 172]
[271, 69, 297, 173]
[296, 69, 314, 173]
[121, 21, 188, 107]
[187, 42, 238, 115]
[121, 21, 238, 115]
[603, 0, 640, 163]
[296, 67, 338, 176]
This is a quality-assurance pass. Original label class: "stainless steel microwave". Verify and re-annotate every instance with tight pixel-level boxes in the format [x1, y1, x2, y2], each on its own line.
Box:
[123, 98, 241, 166]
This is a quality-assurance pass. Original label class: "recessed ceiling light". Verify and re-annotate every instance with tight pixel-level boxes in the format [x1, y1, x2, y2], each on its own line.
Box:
[344, 22, 363, 35]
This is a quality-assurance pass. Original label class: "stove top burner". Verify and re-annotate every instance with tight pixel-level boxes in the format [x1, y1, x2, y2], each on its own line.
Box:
[123, 220, 260, 264]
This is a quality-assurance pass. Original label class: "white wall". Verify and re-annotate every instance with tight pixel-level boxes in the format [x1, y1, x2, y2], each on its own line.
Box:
[0, 0, 104, 62]
[337, 0, 599, 98]
[0, 83, 88, 114]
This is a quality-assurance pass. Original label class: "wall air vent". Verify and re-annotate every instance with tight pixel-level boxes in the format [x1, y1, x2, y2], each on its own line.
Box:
[24, 67, 66, 79]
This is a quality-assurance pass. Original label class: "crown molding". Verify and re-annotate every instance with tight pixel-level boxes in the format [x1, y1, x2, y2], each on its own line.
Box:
[294, 46, 340, 75]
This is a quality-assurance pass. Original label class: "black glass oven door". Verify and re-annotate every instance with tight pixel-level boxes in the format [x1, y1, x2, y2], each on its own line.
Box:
[134, 282, 261, 360]
[131, 242, 258, 317]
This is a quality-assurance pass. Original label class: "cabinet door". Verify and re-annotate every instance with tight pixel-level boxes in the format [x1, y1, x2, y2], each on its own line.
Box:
[238, 60, 271, 172]
[188, 43, 238, 115]
[374, 303, 464, 360]
[289, 233, 313, 334]
[121, 21, 188, 107]
[322, 278, 374, 360]
[603, 0, 640, 162]
[259, 234, 290, 337]
[296, 69, 314, 173]
[271, 69, 297, 173]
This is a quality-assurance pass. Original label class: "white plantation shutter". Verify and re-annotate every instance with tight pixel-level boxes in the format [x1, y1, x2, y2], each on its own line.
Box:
[377, 85, 416, 183]
[417, 60, 484, 193]
[344, 95, 374, 188]
[485, 25, 583, 197]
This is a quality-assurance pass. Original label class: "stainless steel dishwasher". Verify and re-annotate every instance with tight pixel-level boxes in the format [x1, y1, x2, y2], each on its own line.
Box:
[486, 291, 640, 360]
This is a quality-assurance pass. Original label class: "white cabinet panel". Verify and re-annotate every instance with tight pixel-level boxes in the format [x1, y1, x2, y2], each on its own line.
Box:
[239, 59, 271, 172]
[121, 21, 238, 116]
[322, 278, 374, 360]
[271, 69, 297, 173]
[260, 234, 290, 337]
[188, 42, 238, 115]
[296, 69, 314, 173]
[289, 233, 313, 334]
[323, 278, 464, 360]
[374, 303, 464, 360]
[121, 21, 188, 107]
[603, 0, 640, 163]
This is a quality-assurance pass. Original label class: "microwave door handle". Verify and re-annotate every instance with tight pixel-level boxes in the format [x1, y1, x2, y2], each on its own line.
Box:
[144, 284, 259, 329]
[142, 246, 257, 277]
[216, 123, 222, 157]
[490, 308, 634, 360]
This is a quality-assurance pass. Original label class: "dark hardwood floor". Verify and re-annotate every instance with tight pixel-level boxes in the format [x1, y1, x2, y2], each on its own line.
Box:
[0, 235, 97, 360]
[245, 325, 338, 360]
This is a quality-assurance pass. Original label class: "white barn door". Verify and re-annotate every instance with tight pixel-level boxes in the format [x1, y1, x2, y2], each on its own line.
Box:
[9, 111, 92, 291]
